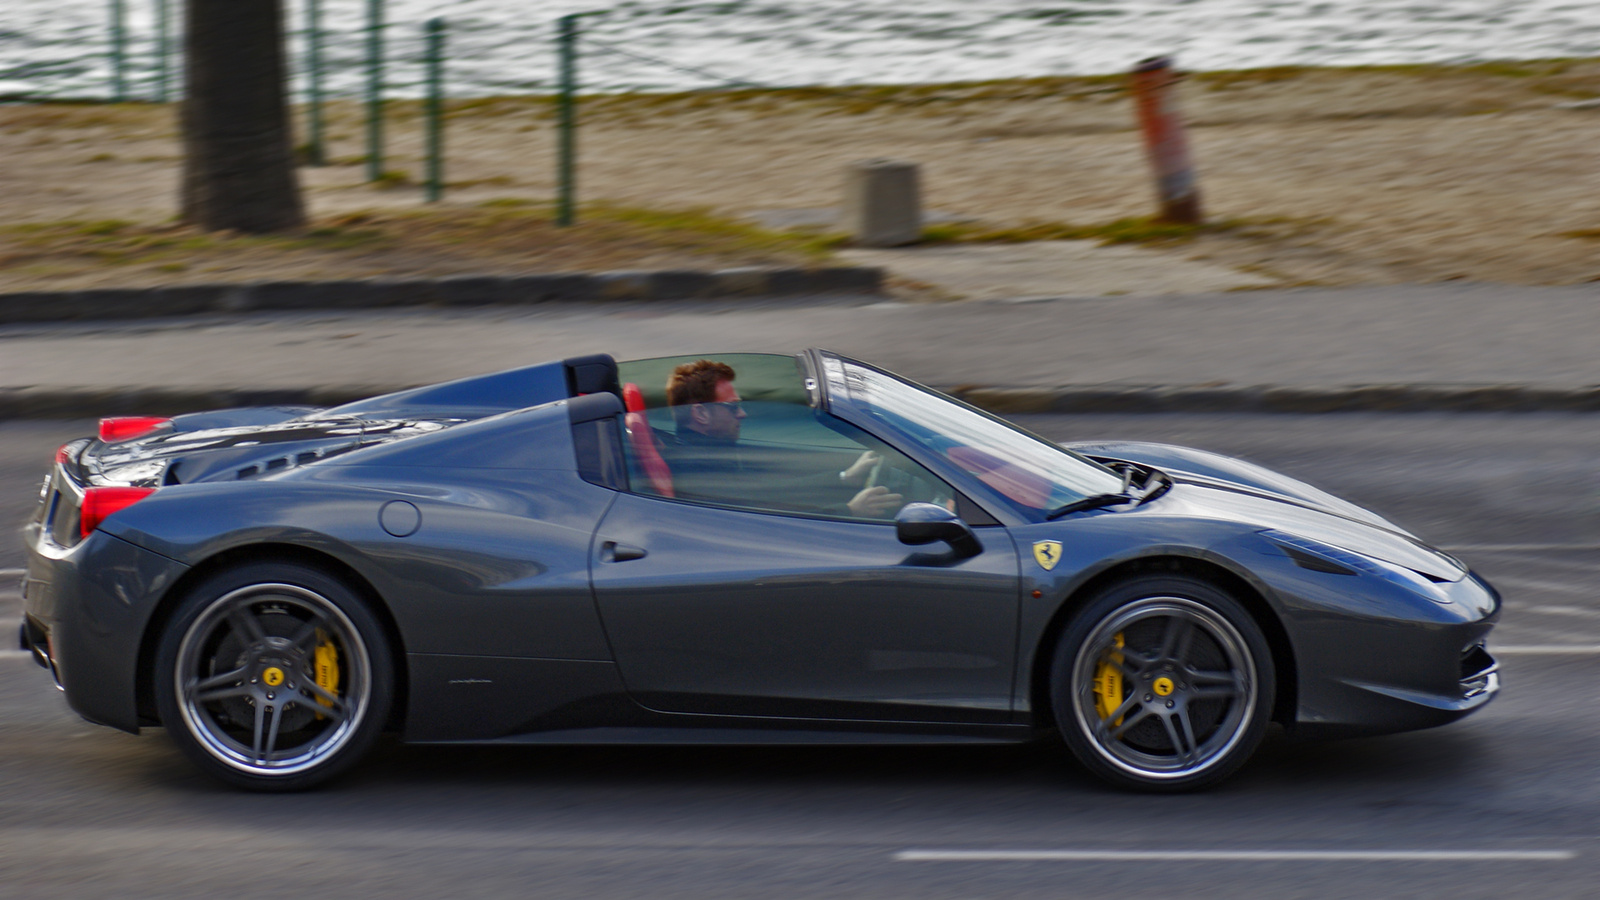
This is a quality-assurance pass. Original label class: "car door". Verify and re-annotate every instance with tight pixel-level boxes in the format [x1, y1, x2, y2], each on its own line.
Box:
[588, 399, 1021, 725]
[590, 493, 1020, 724]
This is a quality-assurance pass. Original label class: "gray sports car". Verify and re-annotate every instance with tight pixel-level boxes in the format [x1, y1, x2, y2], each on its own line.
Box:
[18, 350, 1500, 792]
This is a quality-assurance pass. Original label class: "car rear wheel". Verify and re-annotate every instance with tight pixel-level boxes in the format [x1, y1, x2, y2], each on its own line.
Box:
[1051, 574, 1274, 791]
[153, 562, 393, 791]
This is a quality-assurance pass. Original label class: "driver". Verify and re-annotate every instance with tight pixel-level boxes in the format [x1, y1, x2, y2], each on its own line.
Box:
[661, 359, 904, 518]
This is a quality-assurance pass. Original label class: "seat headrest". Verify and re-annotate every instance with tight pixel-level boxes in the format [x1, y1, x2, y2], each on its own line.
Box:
[622, 382, 646, 414]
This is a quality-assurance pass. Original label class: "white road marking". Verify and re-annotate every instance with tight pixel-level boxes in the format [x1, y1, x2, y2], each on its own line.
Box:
[894, 849, 1575, 863]
[0, 568, 23, 578]
[1494, 645, 1600, 655]
[1492, 577, 1589, 594]
[1443, 544, 1600, 553]
[1524, 605, 1600, 618]
[1, 650, 36, 660]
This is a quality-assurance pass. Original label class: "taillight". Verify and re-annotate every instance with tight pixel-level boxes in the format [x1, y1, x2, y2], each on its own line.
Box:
[54, 444, 72, 464]
[99, 416, 171, 443]
[80, 486, 156, 538]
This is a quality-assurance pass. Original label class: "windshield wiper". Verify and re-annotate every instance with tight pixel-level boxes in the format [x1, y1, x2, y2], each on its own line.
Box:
[1045, 492, 1137, 520]
[1045, 466, 1170, 521]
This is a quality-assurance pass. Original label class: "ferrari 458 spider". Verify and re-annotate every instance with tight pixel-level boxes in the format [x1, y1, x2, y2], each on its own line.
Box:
[18, 350, 1499, 791]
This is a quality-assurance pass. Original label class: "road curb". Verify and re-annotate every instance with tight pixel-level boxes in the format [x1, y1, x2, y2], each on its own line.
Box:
[945, 384, 1600, 414]
[0, 266, 886, 325]
[5, 383, 1598, 420]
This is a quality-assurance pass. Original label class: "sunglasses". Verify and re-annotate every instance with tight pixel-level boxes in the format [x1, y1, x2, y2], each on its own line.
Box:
[703, 400, 744, 414]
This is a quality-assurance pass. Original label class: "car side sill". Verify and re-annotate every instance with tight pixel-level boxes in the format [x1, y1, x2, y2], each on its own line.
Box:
[413, 724, 1038, 746]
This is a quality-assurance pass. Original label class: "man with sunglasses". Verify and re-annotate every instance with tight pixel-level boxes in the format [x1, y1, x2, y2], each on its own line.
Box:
[661, 359, 903, 518]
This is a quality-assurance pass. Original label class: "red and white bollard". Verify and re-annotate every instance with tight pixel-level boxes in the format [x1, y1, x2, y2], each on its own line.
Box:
[1131, 56, 1203, 225]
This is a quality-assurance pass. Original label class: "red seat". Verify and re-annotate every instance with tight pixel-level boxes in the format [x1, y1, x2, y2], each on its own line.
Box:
[946, 445, 1050, 508]
[622, 383, 674, 497]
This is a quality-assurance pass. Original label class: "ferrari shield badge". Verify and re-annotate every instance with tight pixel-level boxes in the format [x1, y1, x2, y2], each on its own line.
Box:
[1033, 540, 1063, 571]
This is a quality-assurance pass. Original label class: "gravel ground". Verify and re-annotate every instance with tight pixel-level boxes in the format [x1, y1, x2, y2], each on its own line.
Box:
[3, 62, 1599, 289]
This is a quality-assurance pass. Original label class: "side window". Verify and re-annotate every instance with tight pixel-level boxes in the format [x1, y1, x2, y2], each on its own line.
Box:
[572, 417, 628, 491]
[627, 401, 956, 522]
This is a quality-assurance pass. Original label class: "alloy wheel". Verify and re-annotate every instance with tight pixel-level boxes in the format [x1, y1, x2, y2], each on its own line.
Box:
[1069, 595, 1260, 785]
[172, 582, 373, 777]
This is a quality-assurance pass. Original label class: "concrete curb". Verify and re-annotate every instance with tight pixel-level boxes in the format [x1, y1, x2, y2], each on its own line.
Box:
[5, 383, 1598, 421]
[945, 384, 1600, 414]
[0, 266, 886, 325]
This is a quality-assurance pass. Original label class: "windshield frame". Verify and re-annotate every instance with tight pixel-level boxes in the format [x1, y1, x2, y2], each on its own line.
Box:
[812, 350, 1127, 524]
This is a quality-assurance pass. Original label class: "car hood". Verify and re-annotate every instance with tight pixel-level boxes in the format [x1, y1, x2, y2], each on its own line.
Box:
[1068, 440, 1466, 582]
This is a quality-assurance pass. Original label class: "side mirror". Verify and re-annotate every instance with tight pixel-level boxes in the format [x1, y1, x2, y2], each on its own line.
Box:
[895, 502, 981, 558]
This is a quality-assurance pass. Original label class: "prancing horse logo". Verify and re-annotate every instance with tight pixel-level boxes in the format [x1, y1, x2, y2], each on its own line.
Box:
[1033, 540, 1063, 571]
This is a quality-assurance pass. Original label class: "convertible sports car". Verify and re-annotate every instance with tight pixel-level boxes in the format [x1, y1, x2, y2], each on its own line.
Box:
[18, 350, 1500, 792]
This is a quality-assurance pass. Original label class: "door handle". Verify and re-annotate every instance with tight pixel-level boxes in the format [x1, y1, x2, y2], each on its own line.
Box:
[601, 540, 647, 562]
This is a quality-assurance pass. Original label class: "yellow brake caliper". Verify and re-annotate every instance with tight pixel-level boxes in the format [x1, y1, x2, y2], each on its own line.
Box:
[313, 628, 340, 719]
[1093, 632, 1126, 724]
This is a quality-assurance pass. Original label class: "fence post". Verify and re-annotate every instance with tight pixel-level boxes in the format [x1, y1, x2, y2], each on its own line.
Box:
[555, 14, 579, 227]
[152, 0, 170, 102]
[424, 18, 446, 202]
[108, 0, 127, 101]
[366, 0, 386, 181]
[305, 0, 326, 165]
[1131, 56, 1203, 225]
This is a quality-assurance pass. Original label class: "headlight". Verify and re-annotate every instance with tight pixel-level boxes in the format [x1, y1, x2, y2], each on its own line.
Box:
[1260, 529, 1454, 604]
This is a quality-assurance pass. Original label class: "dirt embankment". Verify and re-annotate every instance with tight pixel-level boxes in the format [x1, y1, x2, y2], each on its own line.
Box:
[2, 59, 1598, 291]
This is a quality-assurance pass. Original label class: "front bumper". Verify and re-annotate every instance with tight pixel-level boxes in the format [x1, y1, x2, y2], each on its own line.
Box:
[1284, 569, 1501, 740]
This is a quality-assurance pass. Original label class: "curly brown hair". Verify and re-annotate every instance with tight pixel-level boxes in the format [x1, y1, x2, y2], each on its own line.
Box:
[666, 359, 736, 408]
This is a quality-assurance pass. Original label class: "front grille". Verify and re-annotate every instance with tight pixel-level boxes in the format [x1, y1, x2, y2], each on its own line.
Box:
[1460, 644, 1498, 699]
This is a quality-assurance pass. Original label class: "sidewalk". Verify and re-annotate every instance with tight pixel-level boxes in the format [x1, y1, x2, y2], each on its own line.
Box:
[838, 241, 1278, 299]
[2, 282, 1598, 418]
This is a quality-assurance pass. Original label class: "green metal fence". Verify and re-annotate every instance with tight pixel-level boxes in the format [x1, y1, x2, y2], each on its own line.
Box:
[46, 3, 1164, 224]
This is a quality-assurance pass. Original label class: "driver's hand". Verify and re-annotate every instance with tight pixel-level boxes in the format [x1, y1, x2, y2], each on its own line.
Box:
[840, 450, 881, 486]
[848, 485, 903, 518]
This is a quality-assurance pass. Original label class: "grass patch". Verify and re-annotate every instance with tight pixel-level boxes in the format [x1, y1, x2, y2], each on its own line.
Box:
[1194, 66, 1311, 90]
[78, 219, 134, 236]
[382, 57, 1600, 126]
[429, 74, 1134, 125]
[920, 217, 1229, 246]
[371, 169, 414, 189]
[447, 175, 517, 189]
[0, 217, 394, 266]
[0, 204, 834, 291]
[919, 214, 1336, 247]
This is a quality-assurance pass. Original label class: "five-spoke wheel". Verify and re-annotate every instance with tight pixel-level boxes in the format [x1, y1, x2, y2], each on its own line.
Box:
[1052, 575, 1274, 791]
[154, 562, 393, 791]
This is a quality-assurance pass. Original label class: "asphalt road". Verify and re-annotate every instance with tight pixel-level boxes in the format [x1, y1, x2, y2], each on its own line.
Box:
[1, 414, 1597, 898]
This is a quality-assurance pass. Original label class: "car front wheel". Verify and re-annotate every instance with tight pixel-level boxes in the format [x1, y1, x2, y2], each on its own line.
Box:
[1051, 574, 1274, 791]
[153, 562, 393, 791]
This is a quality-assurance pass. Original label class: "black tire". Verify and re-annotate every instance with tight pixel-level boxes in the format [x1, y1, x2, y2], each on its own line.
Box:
[1050, 574, 1274, 792]
[153, 561, 393, 791]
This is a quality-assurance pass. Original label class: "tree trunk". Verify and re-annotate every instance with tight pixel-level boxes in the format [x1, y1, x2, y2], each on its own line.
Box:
[181, 0, 305, 232]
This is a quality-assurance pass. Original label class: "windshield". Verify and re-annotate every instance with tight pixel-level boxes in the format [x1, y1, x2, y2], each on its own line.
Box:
[828, 356, 1126, 516]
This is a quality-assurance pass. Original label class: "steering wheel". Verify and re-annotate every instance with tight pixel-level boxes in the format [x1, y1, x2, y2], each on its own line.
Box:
[865, 454, 953, 510]
[863, 454, 886, 490]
